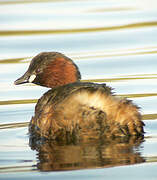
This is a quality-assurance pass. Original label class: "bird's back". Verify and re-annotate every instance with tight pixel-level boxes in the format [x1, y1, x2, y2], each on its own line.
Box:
[29, 82, 144, 142]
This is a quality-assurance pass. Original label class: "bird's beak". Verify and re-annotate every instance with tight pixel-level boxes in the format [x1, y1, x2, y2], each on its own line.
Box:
[14, 73, 30, 85]
[14, 72, 37, 85]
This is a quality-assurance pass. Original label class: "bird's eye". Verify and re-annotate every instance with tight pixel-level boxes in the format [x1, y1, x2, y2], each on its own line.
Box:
[36, 68, 41, 73]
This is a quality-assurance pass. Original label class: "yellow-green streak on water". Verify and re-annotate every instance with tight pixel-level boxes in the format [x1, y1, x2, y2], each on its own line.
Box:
[0, 122, 29, 129]
[0, 0, 67, 5]
[0, 93, 157, 106]
[0, 21, 157, 36]
[0, 57, 31, 64]
[0, 99, 37, 105]
[83, 77, 157, 82]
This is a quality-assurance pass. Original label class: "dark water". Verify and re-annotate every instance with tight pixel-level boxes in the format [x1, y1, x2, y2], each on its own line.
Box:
[0, 0, 157, 179]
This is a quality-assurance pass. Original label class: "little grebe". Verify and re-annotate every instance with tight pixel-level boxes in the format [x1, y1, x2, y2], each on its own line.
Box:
[14, 52, 144, 142]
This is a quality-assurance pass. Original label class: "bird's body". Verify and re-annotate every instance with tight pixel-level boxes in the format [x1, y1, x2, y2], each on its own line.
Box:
[14, 52, 144, 142]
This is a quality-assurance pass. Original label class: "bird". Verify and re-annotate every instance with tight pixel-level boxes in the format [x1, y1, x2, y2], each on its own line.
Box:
[14, 52, 144, 143]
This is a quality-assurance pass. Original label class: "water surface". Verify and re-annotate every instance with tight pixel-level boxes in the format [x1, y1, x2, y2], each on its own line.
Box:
[0, 0, 157, 179]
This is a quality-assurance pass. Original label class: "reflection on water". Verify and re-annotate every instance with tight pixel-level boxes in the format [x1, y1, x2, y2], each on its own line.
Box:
[0, 0, 157, 179]
[29, 136, 145, 171]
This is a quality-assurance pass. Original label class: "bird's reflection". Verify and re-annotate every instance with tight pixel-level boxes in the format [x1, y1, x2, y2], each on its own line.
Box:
[29, 136, 145, 171]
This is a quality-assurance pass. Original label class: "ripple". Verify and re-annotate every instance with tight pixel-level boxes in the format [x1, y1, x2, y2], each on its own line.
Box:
[0, 163, 36, 173]
[1, 46, 157, 63]
[82, 76, 157, 83]
[146, 156, 157, 163]
[0, 122, 29, 130]
[0, 57, 30, 64]
[0, 99, 37, 105]
[0, 21, 157, 36]
[142, 114, 157, 120]
[0, 0, 63, 5]
[86, 7, 136, 13]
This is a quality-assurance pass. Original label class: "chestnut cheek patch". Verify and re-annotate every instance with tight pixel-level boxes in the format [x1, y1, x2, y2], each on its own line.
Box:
[28, 74, 36, 83]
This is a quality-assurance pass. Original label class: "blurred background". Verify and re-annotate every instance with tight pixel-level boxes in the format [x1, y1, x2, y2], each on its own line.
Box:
[0, 0, 157, 179]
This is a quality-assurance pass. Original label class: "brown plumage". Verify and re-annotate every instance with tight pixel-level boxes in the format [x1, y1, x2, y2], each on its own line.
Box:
[14, 52, 144, 142]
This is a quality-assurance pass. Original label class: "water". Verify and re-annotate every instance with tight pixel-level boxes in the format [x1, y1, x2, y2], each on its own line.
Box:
[0, 0, 157, 179]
